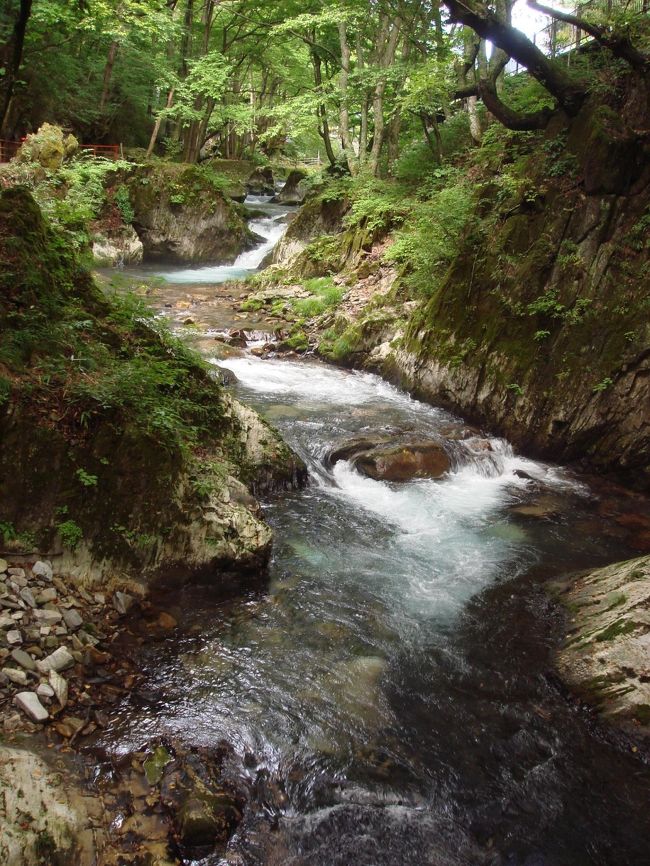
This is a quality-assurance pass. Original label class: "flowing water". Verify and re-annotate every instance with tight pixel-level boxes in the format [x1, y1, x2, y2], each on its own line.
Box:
[100, 355, 650, 865]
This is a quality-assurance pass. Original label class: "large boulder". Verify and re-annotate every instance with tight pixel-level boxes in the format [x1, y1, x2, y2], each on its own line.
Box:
[16, 123, 78, 170]
[274, 169, 309, 205]
[328, 436, 451, 481]
[246, 166, 275, 195]
[91, 224, 143, 267]
[128, 164, 255, 264]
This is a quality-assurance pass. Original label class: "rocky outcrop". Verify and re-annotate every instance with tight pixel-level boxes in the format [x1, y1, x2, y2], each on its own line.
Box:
[271, 193, 350, 270]
[0, 187, 305, 587]
[15, 122, 78, 170]
[274, 169, 308, 205]
[550, 555, 650, 736]
[246, 166, 275, 196]
[128, 164, 254, 263]
[91, 223, 143, 266]
[316, 80, 650, 489]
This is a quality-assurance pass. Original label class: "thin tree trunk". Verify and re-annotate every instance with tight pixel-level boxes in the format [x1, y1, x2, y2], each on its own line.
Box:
[369, 15, 401, 176]
[147, 88, 175, 157]
[338, 22, 357, 174]
[312, 50, 337, 166]
[99, 41, 119, 113]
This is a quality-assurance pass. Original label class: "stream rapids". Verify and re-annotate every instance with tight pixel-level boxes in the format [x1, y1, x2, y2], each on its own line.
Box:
[99, 198, 650, 865]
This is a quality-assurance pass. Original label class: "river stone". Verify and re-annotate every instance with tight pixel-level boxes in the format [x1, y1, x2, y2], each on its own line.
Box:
[37, 645, 75, 674]
[37, 682, 55, 699]
[62, 608, 83, 631]
[32, 560, 53, 581]
[10, 648, 36, 671]
[34, 608, 63, 625]
[49, 669, 68, 707]
[2, 667, 28, 685]
[349, 441, 451, 482]
[6, 630, 22, 645]
[113, 591, 135, 615]
[0, 558, 7, 573]
[36, 587, 58, 604]
[14, 691, 49, 722]
[19, 587, 36, 608]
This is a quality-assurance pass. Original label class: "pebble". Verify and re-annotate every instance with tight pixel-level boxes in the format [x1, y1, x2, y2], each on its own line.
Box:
[14, 690, 49, 722]
[49, 669, 68, 707]
[0, 614, 15, 629]
[33, 609, 63, 625]
[113, 591, 135, 615]
[32, 560, 53, 581]
[37, 682, 55, 699]
[36, 587, 58, 604]
[6, 629, 22, 645]
[20, 587, 37, 608]
[63, 608, 83, 631]
[2, 667, 28, 685]
[10, 648, 36, 671]
[36, 645, 75, 674]
[0, 559, 7, 573]
[8, 568, 26, 578]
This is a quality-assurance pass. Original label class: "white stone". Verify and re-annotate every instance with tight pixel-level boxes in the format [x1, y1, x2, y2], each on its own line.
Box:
[36, 587, 58, 604]
[2, 667, 28, 686]
[19, 587, 36, 608]
[6, 630, 21, 645]
[62, 608, 83, 630]
[32, 560, 53, 581]
[49, 669, 68, 707]
[7, 568, 25, 578]
[33, 609, 63, 625]
[37, 682, 55, 699]
[36, 646, 75, 674]
[113, 591, 135, 615]
[13, 691, 49, 722]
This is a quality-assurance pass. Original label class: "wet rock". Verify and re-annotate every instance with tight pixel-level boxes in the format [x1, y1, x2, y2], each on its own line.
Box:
[14, 690, 49, 722]
[328, 436, 451, 481]
[143, 744, 173, 785]
[36, 645, 75, 674]
[246, 166, 275, 196]
[274, 169, 309, 205]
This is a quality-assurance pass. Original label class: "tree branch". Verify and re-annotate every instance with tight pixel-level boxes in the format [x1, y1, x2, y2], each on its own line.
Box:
[478, 77, 553, 129]
[527, 0, 649, 72]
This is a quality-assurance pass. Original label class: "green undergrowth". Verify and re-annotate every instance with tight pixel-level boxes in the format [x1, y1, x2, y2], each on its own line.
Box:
[0, 186, 227, 455]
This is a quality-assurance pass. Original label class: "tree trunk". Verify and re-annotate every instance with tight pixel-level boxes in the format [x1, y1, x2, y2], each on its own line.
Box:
[338, 22, 357, 174]
[0, 0, 33, 136]
[99, 40, 119, 113]
[368, 15, 401, 176]
[312, 49, 337, 167]
[147, 88, 175, 157]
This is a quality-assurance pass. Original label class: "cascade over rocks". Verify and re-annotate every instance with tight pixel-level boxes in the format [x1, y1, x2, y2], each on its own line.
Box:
[328, 435, 451, 481]
[127, 164, 256, 264]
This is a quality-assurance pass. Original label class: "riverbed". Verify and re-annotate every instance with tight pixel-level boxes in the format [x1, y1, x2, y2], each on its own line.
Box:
[97, 199, 650, 865]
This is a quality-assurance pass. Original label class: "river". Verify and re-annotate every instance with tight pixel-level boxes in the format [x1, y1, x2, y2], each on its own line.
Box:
[101, 197, 650, 865]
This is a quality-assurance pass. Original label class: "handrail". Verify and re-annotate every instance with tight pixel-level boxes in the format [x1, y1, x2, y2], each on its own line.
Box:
[0, 139, 121, 164]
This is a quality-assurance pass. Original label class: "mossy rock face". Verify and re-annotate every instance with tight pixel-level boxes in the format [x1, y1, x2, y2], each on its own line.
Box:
[15, 123, 78, 170]
[553, 555, 650, 738]
[0, 188, 305, 586]
[127, 163, 255, 264]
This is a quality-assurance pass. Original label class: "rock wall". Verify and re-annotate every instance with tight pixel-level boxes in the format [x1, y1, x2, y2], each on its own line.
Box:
[0, 187, 306, 588]
[549, 555, 650, 737]
[127, 163, 255, 264]
[323, 80, 650, 489]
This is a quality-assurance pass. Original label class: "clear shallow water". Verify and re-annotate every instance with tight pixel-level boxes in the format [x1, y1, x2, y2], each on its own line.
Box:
[103, 356, 650, 864]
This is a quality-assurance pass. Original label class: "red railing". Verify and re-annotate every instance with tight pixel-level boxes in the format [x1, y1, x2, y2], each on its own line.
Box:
[0, 140, 120, 163]
[0, 140, 21, 162]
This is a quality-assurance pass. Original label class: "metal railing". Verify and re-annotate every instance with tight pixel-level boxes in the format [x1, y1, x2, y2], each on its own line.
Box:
[0, 140, 121, 164]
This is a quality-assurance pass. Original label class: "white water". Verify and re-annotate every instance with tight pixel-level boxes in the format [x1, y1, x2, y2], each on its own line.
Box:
[153, 194, 291, 284]
[216, 355, 585, 623]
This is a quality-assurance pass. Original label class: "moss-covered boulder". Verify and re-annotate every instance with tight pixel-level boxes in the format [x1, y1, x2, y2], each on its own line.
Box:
[0, 187, 305, 587]
[15, 123, 78, 170]
[127, 163, 255, 264]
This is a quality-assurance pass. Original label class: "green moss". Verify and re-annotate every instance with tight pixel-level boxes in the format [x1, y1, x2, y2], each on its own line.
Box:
[594, 619, 638, 642]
